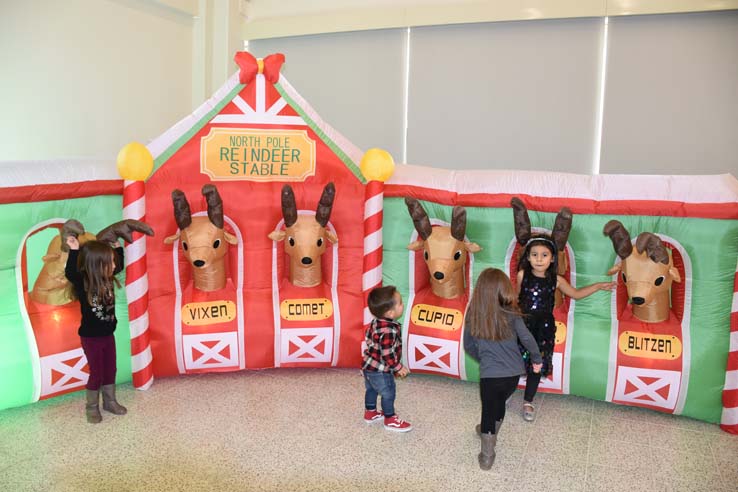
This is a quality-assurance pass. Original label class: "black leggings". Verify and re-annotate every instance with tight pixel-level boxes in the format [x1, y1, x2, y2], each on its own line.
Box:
[524, 372, 541, 403]
[480, 376, 519, 434]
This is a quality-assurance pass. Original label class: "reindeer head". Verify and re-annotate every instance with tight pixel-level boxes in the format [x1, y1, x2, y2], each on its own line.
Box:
[31, 220, 96, 305]
[405, 198, 481, 300]
[31, 218, 152, 305]
[268, 183, 338, 288]
[603, 220, 681, 323]
[164, 184, 237, 291]
[511, 197, 572, 277]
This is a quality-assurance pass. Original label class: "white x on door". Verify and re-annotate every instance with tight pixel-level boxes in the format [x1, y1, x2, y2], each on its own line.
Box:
[40, 348, 89, 395]
[280, 327, 333, 364]
[183, 332, 239, 370]
[614, 366, 681, 410]
[408, 334, 459, 376]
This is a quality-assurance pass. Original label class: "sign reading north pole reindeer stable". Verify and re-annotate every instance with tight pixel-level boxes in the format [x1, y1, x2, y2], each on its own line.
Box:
[201, 128, 316, 181]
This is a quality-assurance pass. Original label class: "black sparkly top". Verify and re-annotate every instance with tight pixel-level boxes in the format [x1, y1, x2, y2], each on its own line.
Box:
[518, 271, 556, 315]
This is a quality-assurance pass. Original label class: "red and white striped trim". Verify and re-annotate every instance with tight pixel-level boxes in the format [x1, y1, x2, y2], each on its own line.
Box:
[362, 181, 385, 330]
[720, 258, 738, 434]
[123, 179, 154, 390]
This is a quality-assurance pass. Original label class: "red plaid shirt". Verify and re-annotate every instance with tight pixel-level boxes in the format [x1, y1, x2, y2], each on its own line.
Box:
[362, 317, 404, 373]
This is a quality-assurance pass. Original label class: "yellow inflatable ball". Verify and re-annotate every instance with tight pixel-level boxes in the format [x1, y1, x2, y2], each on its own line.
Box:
[117, 142, 154, 181]
[360, 148, 395, 182]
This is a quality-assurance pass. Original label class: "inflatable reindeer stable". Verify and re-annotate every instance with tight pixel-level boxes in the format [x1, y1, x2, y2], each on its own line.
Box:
[268, 182, 337, 288]
[31, 219, 153, 305]
[404, 198, 481, 300]
[603, 220, 681, 323]
[164, 184, 237, 292]
[511, 197, 572, 306]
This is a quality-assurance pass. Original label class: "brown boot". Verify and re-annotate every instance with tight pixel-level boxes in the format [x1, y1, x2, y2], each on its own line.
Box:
[86, 389, 102, 424]
[478, 433, 497, 470]
[101, 384, 127, 415]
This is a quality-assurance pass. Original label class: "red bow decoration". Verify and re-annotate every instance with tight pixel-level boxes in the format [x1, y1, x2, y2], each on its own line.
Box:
[234, 52, 285, 85]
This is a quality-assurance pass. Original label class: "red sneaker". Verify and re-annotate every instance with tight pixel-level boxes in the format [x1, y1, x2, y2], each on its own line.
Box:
[363, 409, 384, 423]
[383, 415, 413, 432]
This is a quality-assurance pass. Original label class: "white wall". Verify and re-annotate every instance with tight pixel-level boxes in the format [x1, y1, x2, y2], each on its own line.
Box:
[0, 0, 196, 161]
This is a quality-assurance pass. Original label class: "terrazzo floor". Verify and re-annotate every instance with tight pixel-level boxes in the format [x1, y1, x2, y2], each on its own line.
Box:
[0, 368, 736, 492]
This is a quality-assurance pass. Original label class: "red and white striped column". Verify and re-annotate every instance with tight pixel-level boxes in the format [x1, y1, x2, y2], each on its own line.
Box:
[123, 179, 154, 390]
[363, 180, 385, 333]
[720, 258, 738, 434]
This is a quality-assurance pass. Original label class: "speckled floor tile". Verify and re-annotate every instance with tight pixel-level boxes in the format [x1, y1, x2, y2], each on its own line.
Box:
[585, 463, 655, 491]
[539, 392, 595, 415]
[590, 414, 656, 444]
[588, 437, 654, 469]
[0, 369, 733, 492]
[648, 422, 713, 455]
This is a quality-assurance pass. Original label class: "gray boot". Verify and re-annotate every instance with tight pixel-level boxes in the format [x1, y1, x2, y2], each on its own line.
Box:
[86, 389, 102, 424]
[101, 384, 127, 415]
[478, 433, 497, 470]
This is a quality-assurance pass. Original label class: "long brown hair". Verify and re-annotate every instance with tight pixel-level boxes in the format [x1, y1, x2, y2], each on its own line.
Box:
[467, 268, 519, 340]
[78, 241, 120, 306]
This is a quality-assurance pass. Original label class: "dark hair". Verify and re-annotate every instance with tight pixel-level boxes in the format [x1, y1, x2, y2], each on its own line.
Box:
[518, 238, 558, 283]
[467, 268, 519, 341]
[78, 241, 120, 306]
[368, 285, 398, 319]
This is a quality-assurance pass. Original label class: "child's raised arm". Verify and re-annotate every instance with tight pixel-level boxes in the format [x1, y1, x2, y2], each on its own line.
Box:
[64, 236, 81, 284]
[557, 275, 615, 300]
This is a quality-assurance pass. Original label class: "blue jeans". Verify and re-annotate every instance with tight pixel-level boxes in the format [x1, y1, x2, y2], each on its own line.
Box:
[363, 370, 396, 418]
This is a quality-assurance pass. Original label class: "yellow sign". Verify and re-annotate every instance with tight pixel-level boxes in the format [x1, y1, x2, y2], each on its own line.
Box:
[201, 128, 316, 181]
[618, 331, 682, 360]
[280, 298, 333, 321]
[554, 320, 567, 345]
[181, 301, 236, 326]
[410, 304, 463, 331]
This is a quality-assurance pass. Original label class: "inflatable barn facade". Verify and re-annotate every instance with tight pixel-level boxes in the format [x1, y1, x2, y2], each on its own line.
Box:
[0, 52, 736, 434]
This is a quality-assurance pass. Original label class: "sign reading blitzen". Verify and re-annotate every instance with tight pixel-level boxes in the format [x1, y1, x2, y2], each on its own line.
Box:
[201, 128, 316, 181]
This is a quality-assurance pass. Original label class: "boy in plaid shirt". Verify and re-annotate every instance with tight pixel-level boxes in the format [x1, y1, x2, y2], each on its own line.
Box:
[362, 285, 412, 432]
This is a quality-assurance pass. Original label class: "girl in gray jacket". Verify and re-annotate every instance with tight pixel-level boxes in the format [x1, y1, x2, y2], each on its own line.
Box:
[463, 268, 542, 470]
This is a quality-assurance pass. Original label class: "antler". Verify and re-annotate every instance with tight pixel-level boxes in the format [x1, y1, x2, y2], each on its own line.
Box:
[315, 182, 336, 227]
[510, 197, 531, 245]
[635, 233, 669, 264]
[60, 219, 85, 252]
[603, 220, 633, 259]
[171, 190, 192, 230]
[450, 206, 467, 241]
[202, 184, 224, 229]
[97, 220, 154, 244]
[280, 185, 298, 228]
[405, 198, 432, 240]
[552, 207, 573, 251]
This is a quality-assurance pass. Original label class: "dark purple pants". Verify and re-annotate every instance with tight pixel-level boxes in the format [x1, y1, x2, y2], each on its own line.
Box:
[81, 335, 117, 390]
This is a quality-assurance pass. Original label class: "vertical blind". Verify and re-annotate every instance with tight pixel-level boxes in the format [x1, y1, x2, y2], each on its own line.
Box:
[249, 29, 406, 162]
[407, 19, 603, 173]
[250, 12, 737, 175]
[600, 11, 738, 175]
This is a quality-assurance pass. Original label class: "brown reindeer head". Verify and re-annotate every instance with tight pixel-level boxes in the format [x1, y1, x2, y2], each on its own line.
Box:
[31, 218, 153, 305]
[405, 198, 481, 300]
[164, 184, 237, 292]
[603, 220, 681, 323]
[511, 197, 572, 277]
[268, 183, 338, 288]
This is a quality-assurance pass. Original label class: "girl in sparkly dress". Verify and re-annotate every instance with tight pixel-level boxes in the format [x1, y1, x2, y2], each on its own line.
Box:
[515, 237, 614, 422]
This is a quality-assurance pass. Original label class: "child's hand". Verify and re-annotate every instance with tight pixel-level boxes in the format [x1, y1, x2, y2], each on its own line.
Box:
[532, 363, 543, 374]
[397, 366, 410, 379]
[66, 235, 80, 251]
[600, 281, 617, 291]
